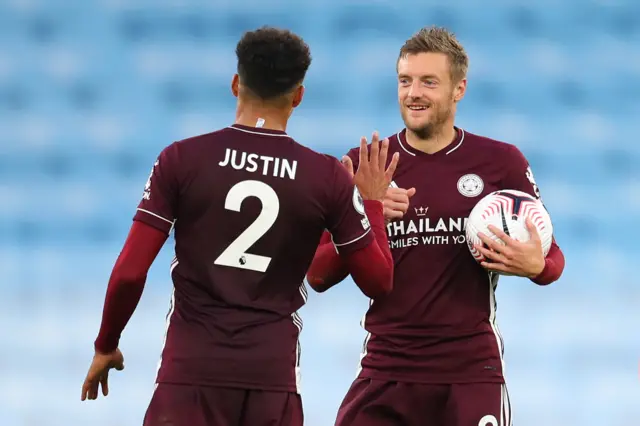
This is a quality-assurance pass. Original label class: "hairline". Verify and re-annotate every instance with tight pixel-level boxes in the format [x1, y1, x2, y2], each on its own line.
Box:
[395, 52, 466, 85]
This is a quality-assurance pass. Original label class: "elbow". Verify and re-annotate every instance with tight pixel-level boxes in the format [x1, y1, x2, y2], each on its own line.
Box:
[361, 273, 394, 299]
[531, 256, 565, 286]
[110, 269, 148, 289]
[362, 285, 392, 299]
[306, 274, 331, 293]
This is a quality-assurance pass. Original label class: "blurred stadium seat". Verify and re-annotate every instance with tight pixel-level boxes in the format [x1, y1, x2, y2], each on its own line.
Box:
[1, 1, 639, 425]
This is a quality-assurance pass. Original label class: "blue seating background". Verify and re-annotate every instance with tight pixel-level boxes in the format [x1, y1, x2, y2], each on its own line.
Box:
[1, 1, 639, 425]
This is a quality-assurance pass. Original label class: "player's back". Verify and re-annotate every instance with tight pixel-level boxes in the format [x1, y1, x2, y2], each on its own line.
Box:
[173, 125, 328, 314]
[136, 124, 365, 392]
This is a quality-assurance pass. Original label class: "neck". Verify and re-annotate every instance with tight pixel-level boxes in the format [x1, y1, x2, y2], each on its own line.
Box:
[405, 122, 457, 154]
[235, 100, 289, 132]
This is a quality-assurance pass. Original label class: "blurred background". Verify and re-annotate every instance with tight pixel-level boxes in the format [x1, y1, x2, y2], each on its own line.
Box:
[1, 0, 639, 425]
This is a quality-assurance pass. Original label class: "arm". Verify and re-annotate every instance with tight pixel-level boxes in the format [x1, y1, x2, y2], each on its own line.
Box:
[307, 200, 393, 298]
[505, 146, 565, 285]
[82, 146, 180, 401]
[94, 221, 167, 353]
[306, 148, 361, 292]
[306, 232, 348, 292]
[308, 136, 397, 298]
[344, 200, 393, 298]
[96, 144, 179, 352]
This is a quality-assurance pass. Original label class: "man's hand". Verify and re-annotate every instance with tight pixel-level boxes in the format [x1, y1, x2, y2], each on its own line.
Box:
[81, 348, 125, 401]
[474, 218, 545, 277]
[342, 131, 399, 202]
[383, 187, 416, 224]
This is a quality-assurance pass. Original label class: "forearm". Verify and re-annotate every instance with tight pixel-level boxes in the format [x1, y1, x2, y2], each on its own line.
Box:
[344, 200, 394, 298]
[307, 202, 395, 297]
[306, 232, 349, 292]
[94, 221, 167, 353]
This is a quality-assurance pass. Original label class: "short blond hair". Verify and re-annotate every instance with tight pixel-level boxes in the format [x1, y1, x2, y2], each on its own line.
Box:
[398, 26, 469, 83]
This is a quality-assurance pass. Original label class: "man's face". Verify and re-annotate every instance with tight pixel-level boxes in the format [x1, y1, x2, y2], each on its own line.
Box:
[397, 52, 461, 139]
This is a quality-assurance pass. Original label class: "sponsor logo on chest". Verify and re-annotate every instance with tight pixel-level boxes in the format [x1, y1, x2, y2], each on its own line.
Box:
[386, 173, 485, 248]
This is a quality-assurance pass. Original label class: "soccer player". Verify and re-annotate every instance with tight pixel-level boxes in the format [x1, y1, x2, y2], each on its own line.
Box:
[306, 27, 566, 426]
[80, 27, 400, 426]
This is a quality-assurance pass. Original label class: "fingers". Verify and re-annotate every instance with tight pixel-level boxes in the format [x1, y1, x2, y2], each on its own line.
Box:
[406, 187, 416, 198]
[358, 136, 368, 174]
[480, 262, 512, 274]
[475, 245, 510, 265]
[100, 371, 109, 396]
[525, 218, 541, 241]
[384, 199, 410, 214]
[356, 132, 401, 180]
[384, 208, 405, 221]
[385, 152, 400, 181]
[486, 225, 515, 246]
[386, 188, 410, 203]
[369, 132, 380, 173]
[81, 376, 99, 401]
[477, 232, 505, 253]
[378, 136, 389, 172]
[81, 380, 89, 401]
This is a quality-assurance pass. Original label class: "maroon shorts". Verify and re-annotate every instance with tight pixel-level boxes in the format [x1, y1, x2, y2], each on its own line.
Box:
[335, 378, 511, 426]
[143, 383, 303, 426]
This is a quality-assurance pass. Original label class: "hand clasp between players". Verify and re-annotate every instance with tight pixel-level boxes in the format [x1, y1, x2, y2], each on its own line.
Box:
[475, 218, 545, 278]
[342, 131, 400, 202]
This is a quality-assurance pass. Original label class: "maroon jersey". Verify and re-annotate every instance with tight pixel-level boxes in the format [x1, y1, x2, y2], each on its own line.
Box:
[134, 124, 373, 393]
[346, 127, 550, 384]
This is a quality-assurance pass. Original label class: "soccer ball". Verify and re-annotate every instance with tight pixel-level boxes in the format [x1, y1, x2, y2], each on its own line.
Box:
[465, 189, 553, 263]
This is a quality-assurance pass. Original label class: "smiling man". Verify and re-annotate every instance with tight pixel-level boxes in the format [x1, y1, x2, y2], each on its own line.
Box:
[307, 26, 566, 426]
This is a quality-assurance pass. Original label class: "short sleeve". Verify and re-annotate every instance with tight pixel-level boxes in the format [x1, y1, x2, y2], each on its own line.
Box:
[133, 143, 179, 234]
[502, 146, 544, 202]
[325, 157, 374, 255]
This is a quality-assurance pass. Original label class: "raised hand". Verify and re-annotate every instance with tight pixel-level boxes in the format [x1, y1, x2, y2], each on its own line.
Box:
[351, 131, 399, 202]
[474, 218, 545, 277]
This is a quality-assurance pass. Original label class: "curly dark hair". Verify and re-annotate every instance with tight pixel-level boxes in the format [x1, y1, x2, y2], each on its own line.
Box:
[235, 26, 312, 100]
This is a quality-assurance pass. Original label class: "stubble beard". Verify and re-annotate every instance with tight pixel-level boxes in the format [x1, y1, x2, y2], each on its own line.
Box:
[403, 102, 452, 140]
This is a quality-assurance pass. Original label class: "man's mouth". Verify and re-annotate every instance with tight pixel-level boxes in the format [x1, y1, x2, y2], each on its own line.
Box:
[407, 104, 429, 111]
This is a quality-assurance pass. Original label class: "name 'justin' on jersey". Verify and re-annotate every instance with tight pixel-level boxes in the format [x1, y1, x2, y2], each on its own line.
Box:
[218, 148, 298, 180]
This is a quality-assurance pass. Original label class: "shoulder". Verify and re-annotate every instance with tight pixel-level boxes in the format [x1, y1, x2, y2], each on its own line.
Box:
[173, 127, 232, 151]
[150, 128, 233, 177]
[282, 137, 345, 172]
[462, 129, 528, 166]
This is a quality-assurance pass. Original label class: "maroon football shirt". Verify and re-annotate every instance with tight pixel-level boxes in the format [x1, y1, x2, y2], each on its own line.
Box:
[346, 127, 556, 384]
[134, 124, 373, 393]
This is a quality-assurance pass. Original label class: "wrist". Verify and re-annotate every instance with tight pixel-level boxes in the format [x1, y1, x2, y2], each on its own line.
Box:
[530, 257, 548, 279]
[94, 333, 119, 355]
[362, 199, 383, 210]
[363, 200, 385, 228]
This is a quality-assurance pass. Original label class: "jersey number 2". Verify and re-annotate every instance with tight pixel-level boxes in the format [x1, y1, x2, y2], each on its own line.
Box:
[214, 180, 279, 272]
